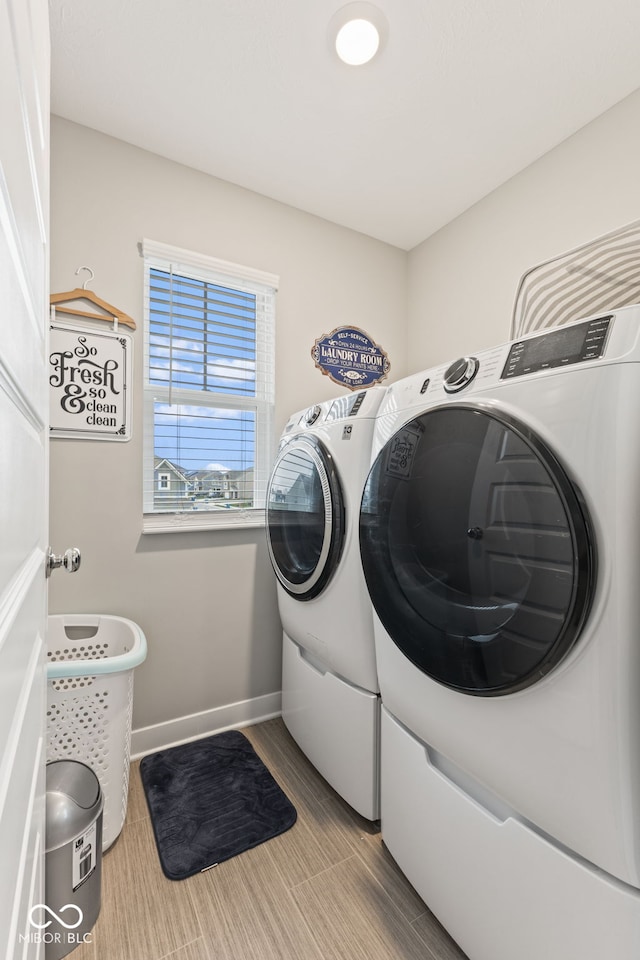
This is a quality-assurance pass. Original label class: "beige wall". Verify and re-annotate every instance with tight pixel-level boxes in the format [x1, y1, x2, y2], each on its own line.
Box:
[407, 87, 640, 367]
[48, 117, 407, 736]
[50, 86, 640, 741]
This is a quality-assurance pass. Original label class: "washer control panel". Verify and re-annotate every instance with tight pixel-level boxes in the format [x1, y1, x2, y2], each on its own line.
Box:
[443, 356, 480, 393]
[501, 315, 612, 379]
[325, 390, 368, 422]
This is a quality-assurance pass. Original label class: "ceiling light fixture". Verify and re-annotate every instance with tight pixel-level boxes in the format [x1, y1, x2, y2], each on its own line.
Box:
[330, 3, 388, 66]
[336, 18, 379, 65]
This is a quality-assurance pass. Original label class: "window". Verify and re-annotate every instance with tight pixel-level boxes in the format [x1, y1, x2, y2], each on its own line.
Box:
[141, 239, 277, 532]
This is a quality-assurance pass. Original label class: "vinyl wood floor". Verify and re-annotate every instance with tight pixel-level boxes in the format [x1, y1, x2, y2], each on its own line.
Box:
[74, 718, 469, 960]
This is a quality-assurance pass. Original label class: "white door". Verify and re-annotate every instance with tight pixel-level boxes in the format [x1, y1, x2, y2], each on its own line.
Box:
[0, 0, 50, 956]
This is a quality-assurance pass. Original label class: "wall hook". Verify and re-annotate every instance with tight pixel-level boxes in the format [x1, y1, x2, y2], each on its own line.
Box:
[75, 265, 95, 290]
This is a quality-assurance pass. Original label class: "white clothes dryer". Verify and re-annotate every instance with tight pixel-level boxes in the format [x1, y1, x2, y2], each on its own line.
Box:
[267, 387, 385, 819]
[359, 306, 640, 959]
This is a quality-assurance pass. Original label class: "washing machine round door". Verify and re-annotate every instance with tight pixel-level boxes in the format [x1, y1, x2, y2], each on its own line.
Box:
[267, 434, 345, 600]
[359, 405, 596, 695]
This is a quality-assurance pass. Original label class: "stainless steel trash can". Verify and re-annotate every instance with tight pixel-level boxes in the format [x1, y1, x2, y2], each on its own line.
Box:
[45, 760, 103, 960]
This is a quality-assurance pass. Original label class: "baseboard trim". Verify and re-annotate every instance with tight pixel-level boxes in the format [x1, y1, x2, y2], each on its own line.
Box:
[130, 691, 282, 759]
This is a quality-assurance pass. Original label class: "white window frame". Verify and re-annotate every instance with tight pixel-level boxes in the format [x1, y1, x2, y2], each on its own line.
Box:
[141, 239, 278, 533]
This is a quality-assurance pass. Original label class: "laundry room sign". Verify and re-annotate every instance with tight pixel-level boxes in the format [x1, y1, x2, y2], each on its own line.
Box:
[311, 326, 390, 389]
[49, 322, 132, 440]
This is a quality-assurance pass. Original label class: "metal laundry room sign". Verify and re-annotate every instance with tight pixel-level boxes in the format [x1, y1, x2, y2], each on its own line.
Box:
[49, 322, 132, 441]
[311, 326, 390, 390]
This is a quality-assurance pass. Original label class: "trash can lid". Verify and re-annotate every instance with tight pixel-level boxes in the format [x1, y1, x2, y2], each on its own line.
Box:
[46, 760, 103, 851]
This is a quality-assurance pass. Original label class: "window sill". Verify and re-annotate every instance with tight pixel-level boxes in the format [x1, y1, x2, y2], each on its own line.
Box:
[142, 509, 266, 534]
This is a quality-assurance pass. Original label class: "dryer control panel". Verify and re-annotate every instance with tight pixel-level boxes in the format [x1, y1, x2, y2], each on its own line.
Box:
[501, 315, 612, 380]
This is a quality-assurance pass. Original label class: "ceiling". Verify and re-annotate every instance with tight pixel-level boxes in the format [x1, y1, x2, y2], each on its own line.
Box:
[50, 0, 640, 251]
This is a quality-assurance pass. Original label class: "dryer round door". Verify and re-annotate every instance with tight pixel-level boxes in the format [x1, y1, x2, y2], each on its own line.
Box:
[359, 405, 596, 695]
[267, 434, 346, 600]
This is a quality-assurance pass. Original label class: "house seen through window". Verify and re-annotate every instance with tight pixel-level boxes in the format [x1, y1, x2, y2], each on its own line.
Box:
[142, 240, 277, 530]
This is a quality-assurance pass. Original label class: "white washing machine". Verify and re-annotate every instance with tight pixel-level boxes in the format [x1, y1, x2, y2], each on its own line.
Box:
[266, 387, 385, 819]
[359, 306, 640, 958]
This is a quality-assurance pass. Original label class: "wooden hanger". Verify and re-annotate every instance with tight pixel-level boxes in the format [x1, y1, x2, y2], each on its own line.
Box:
[50, 267, 136, 329]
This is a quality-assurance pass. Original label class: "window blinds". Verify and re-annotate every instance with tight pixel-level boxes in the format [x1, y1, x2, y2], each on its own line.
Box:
[148, 269, 258, 398]
[142, 240, 277, 528]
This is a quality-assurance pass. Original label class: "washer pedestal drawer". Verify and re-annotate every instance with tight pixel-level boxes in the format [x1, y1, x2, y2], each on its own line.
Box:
[282, 632, 379, 820]
[381, 706, 640, 960]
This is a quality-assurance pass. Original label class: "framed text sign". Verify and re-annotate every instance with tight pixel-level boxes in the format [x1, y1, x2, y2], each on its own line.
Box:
[311, 326, 390, 390]
[49, 322, 133, 440]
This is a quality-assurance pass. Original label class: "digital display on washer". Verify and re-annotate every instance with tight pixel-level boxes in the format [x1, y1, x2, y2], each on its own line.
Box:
[501, 315, 612, 379]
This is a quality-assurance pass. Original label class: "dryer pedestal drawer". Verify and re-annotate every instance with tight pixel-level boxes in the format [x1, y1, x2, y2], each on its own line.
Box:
[381, 706, 640, 960]
[282, 632, 380, 820]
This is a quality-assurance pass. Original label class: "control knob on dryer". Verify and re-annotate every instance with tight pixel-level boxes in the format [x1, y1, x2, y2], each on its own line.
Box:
[443, 356, 479, 393]
[304, 404, 322, 426]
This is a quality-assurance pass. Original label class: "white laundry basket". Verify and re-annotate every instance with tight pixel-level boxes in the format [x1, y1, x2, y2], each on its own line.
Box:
[46, 614, 147, 851]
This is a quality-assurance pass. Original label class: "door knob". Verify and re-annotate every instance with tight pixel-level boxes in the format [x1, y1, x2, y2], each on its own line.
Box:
[46, 547, 81, 577]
